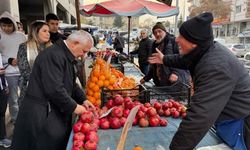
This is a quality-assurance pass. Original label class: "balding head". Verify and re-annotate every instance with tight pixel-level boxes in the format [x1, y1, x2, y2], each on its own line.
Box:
[66, 30, 93, 58]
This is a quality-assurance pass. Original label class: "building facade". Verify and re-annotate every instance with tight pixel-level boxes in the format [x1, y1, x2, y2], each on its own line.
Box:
[188, 0, 250, 43]
[0, 0, 77, 33]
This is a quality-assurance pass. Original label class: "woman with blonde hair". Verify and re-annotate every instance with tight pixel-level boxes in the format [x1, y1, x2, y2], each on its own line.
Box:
[17, 21, 51, 105]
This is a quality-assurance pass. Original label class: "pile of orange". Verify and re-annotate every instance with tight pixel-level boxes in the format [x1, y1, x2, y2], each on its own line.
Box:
[86, 58, 117, 106]
[86, 57, 136, 107]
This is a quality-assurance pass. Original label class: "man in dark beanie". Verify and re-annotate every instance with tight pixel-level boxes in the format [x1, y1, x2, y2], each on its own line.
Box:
[148, 12, 250, 150]
[140, 22, 190, 87]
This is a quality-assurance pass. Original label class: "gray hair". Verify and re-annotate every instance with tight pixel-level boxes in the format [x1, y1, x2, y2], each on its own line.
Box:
[140, 28, 148, 34]
[67, 30, 93, 47]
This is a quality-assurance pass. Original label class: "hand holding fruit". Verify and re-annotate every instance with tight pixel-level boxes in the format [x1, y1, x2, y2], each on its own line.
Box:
[148, 48, 164, 64]
[83, 100, 95, 110]
[74, 104, 87, 115]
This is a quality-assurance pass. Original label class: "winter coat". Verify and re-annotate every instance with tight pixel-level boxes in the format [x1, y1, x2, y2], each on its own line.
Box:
[12, 40, 86, 150]
[49, 32, 66, 43]
[143, 34, 190, 86]
[130, 37, 153, 65]
[163, 42, 250, 149]
[113, 35, 125, 50]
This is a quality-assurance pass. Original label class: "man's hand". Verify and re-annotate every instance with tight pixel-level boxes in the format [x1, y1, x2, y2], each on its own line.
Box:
[74, 104, 87, 115]
[148, 48, 164, 64]
[169, 73, 178, 83]
[83, 100, 95, 110]
[140, 78, 145, 84]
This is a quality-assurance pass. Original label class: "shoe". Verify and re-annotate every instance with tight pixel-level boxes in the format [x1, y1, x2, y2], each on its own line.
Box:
[0, 138, 12, 148]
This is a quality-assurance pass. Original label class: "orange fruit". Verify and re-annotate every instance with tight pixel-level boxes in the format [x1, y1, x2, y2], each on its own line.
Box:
[93, 92, 100, 99]
[109, 77, 116, 85]
[92, 85, 100, 92]
[97, 80, 104, 87]
[88, 82, 95, 89]
[93, 69, 100, 77]
[91, 77, 98, 83]
[99, 75, 105, 81]
[103, 80, 110, 87]
[87, 89, 94, 96]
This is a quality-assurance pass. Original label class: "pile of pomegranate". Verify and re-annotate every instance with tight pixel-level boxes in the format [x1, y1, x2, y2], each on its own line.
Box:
[71, 94, 187, 150]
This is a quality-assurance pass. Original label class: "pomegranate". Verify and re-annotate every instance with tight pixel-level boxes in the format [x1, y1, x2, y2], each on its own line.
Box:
[144, 102, 151, 108]
[125, 101, 134, 110]
[73, 140, 84, 148]
[181, 112, 187, 118]
[120, 117, 127, 126]
[73, 132, 85, 141]
[111, 106, 123, 118]
[110, 117, 121, 129]
[157, 109, 164, 116]
[105, 99, 114, 109]
[72, 146, 81, 150]
[172, 111, 180, 118]
[81, 123, 91, 134]
[114, 94, 124, 105]
[85, 131, 99, 142]
[93, 118, 100, 126]
[81, 111, 94, 123]
[123, 97, 132, 103]
[133, 117, 138, 126]
[149, 117, 160, 127]
[73, 121, 83, 133]
[153, 102, 162, 110]
[89, 123, 99, 131]
[147, 107, 157, 117]
[170, 108, 177, 113]
[123, 109, 130, 118]
[164, 109, 171, 117]
[136, 110, 146, 118]
[84, 140, 97, 150]
[160, 119, 168, 126]
[139, 118, 149, 127]
[100, 119, 110, 129]
[140, 106, 148, 112]
[167, 101, 173, 108]
[162, 102, 169, 110]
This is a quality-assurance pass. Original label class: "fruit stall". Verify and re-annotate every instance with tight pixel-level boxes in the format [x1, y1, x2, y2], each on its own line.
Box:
[66, 53, 224, 150]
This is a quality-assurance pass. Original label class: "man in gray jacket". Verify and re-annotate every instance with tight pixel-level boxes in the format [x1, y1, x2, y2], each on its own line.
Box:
[148, 12, 250, 150]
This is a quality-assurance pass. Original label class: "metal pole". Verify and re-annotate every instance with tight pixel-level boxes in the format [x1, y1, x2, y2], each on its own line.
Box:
[128, 16, 131, 54]
[174, 0, 179, 35]
[75, 0, 81, 30]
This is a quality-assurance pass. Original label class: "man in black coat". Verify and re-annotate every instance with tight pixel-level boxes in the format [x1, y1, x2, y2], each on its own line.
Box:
[141, 22, 190, 86]
[46, 13, 66, 43]
[149, 12, 250, 150]
[11, 30, 95, 150]
[130, 29, 153, 74]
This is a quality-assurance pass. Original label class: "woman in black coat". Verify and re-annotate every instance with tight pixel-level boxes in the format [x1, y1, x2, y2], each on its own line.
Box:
[12, 30, 95, 150]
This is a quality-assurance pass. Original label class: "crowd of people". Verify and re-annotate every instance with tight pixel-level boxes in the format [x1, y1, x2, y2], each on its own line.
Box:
[0, 10, 250, 150]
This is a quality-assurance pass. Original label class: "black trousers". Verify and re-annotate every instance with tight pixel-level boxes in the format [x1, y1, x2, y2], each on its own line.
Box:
[244, 115, 250, 150]
[0, 89, 7, 139]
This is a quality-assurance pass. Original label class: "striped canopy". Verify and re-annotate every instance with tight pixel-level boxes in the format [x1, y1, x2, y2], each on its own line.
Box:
[80, 0, 179, 17]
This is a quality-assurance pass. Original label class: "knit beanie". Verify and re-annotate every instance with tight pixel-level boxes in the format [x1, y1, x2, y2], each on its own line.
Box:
[179, 12, 214, 46]
[152, 22, 166, 33]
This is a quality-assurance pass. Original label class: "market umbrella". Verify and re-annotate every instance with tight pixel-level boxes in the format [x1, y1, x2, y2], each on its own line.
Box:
[80, 0, 179, 53]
